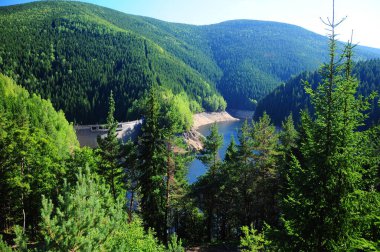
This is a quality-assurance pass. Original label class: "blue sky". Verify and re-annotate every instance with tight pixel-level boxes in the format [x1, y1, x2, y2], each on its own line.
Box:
[1, 0, 379, 48]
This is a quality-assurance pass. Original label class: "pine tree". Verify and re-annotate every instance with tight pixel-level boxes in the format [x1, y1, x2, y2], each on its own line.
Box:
[138, 84, 167, 242]
[278, 114, 298, 201]
[97, 91, 123, 201]
[250, 113, 280, 229]
[197, 123, 223, 241]
[236, 119, 255, 227]
[282, 1, 378, 249]
[38, 167, 165, 251]
[199, 123, 223, 174]
[225, 136, 238, 163]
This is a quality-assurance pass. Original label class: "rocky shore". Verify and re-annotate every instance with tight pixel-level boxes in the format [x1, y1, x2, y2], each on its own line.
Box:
[183, 111, 239, 150]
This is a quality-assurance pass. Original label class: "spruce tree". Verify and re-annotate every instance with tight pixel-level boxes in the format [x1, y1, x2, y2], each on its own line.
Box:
[236, 119, 255, 227]
[97, 91, 123, 201]
[138, 84, 167, 242]
[282, 2, 377, 249]
[250, 113, 279, 229]
[197, 123, 223, 241]
[199, 123, 223, 174]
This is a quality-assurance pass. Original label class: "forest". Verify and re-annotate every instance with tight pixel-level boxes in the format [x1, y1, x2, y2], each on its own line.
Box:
[1, 11, 380, 250]
[255, 59, 380, 127]
[1, 1, 380, 123]
[1, 0, 380, 251]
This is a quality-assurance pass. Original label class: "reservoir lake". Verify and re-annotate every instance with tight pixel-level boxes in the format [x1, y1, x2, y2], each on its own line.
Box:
[187, 120, 243, 183]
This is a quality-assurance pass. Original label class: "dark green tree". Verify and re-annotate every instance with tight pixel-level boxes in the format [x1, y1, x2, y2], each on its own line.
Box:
[137, 84, 167, 242]
[196, 123, 223, 241]
[199, 123, 223, 174]
[225, 136, 238, 163]
[278, 114, 299, 200]
[250, 113, 280, 229]
[281, 3, 380, 249]
[97, 91, 123, 201]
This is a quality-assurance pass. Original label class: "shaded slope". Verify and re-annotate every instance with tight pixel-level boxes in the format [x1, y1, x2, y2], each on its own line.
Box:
[201, 20, 380, 109]
[255, 59, 380, 127]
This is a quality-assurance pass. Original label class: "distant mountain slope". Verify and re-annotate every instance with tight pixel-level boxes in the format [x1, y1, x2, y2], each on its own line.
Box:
[0, 1, 224, 123]
[1, 1, 380, 123]
[201, 20, 380, 109]
[254, 59, 380, 127]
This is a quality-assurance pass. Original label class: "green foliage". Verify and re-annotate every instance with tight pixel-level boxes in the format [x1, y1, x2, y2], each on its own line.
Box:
[0, 235, 12, 252]
[240, 225, 271, 252]
[64, 147, 99, 185]
[168, 234, 185, 252]
[193, 123, 223, 241]
[39, 167, 165, 251]
[0, 1, 223, 123]
[199, 123, 223, 171]
[203, 20, 380, 110]
[159, 89, 194, 133]
[203, 94, 227, 112]
[255, 59, 380, 127]
[0, 74, 78, 235]
[96, 91, 124, 200]
[1, 1, 379, 123]
[13, 226, 27, 252]
[137, 84, 193, 244]
[250, 113, 280, 229]
[280, 17, 380, 250]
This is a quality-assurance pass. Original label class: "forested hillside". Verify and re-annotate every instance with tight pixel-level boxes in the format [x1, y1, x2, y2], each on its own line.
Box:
[0, 1, 224, 124]
[0, 73, 78, 237]
[255, 59, 380, 126]
[0, 74, 171, 250]
[1, 1, 380, 123]
[1, 1, 380, 249]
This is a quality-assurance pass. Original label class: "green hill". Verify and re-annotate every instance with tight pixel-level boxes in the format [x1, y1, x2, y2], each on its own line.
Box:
[0, 1, 224, 123]
[254, 59, 380, 127]
[1, 1, 380, 123]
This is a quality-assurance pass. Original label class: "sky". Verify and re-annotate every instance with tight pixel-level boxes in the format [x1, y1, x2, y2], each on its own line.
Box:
[1, 0, 379, 48]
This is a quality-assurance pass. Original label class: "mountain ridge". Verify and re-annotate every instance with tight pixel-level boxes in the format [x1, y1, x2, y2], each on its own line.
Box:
[1, 0, 380, 123]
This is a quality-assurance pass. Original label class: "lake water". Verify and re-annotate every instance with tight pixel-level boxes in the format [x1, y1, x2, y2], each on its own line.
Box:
[187, 120, 243, 183]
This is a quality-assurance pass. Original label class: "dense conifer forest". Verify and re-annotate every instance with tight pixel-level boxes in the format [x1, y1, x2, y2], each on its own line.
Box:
[1, 0, 380, 251]
[255, 59, 380, 127]
[1, 1, 380, 123]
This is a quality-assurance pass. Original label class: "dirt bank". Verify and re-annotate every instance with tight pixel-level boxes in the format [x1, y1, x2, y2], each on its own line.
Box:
[183, 111, 239, 150]
[192, 111, 239, 130]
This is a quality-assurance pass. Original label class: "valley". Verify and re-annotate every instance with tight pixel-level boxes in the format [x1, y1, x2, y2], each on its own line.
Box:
[1, 0, 380, 251]
[1, 1, 380, 124]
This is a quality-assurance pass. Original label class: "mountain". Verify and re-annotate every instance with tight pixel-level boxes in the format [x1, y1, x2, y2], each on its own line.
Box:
[254, 59, 380, 127]
[0, 1, 224, 124]
[1, 1, 380, 123]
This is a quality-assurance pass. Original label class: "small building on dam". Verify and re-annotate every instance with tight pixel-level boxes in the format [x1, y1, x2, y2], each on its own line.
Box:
[74, 120, 142, 148]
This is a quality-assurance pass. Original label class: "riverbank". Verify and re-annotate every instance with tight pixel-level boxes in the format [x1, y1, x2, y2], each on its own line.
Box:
[192, 111, 239, 129]
[184, 111, 239, 150]
[74, 112, 238, 149]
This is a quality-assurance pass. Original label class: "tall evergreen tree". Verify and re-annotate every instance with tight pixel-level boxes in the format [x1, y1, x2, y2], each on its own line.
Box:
[138, 84, 167, 242]
[196, 123, 223, 241]
[235, 119, 255, 227]
[97, 91, 123, 201]
[250, 113, 280, 229]
[199, 123, 223, 174]
[281, 2, 379, 249]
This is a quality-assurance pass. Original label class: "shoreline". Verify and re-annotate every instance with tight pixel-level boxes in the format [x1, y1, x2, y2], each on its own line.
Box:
[74, 111, 239, 150]
[192, 111, 239, 130]
[184, 111, 239, 150]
